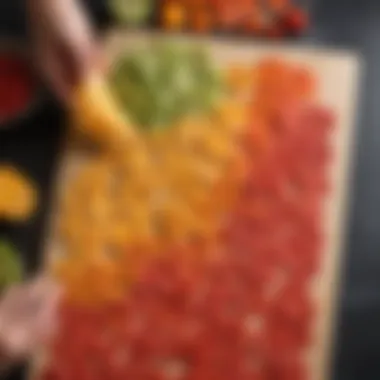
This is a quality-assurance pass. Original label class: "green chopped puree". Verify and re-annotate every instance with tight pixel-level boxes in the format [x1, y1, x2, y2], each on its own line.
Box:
[109, 43, 224, 130]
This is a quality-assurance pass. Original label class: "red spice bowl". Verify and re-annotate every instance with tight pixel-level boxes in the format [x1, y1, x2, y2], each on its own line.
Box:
[0, 42, 43, 129]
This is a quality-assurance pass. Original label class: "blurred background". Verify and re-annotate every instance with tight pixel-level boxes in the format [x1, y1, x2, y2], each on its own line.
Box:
[1, 0, 380, 379]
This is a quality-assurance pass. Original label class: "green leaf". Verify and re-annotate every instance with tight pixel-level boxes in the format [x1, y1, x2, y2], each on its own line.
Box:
[0, 239, 23, 288]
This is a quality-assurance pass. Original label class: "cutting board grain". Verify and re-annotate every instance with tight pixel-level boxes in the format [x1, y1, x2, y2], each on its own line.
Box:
[39, 31, 362, 380]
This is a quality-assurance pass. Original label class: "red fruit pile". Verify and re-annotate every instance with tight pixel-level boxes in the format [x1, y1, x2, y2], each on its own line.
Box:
[40, 98, 334, 380]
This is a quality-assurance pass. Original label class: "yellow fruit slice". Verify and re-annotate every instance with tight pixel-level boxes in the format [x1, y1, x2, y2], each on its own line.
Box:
[0, 166, 38, 222]
[71, 73, 138, 149]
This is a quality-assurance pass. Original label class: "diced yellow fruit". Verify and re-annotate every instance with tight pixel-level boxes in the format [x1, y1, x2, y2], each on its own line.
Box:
[71, 73, 137, 148]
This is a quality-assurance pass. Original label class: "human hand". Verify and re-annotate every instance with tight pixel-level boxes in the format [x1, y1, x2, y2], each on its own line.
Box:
[27, 0, 98, 104]
[0, 277, 61, 363]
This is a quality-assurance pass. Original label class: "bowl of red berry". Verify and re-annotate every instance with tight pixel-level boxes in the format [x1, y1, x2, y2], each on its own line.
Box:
[0, 40, 43, 129]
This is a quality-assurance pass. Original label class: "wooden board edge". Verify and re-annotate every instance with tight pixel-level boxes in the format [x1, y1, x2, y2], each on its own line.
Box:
[103, 29, 360, 64]
[314, 56, 363, 380]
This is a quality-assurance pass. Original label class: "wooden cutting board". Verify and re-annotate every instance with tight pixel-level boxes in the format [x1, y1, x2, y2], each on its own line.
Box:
[40, 31, 362, 380]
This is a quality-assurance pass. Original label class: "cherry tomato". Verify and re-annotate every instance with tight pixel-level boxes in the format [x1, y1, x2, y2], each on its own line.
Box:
[281, 7, 309, 35]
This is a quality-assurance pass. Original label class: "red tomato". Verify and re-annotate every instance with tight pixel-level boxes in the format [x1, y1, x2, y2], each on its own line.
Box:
[281, 7, 310, 35]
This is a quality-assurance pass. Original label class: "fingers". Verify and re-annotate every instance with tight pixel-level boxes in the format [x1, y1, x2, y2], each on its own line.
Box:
[0, 285, 32, 357]
[0, 275, 62, 358]
[37, 35, 96, 104]
[40, 45, 75, 104]
[28, 0, 98, 104]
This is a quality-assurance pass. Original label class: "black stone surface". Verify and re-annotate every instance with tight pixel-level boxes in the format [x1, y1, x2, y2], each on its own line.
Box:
[0, 1, 379, 379]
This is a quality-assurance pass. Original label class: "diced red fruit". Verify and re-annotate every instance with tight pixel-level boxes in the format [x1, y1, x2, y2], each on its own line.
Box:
[281, 7, 309, 34]
[264, 24, 285, 38]
[243, 7, 266, 34]
[268, 0, 290, 11]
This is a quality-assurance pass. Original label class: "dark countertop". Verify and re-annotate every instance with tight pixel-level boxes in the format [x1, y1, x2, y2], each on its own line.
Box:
[1, 0, 380, 379]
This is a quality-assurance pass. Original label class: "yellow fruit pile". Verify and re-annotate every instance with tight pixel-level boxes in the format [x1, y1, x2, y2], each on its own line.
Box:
[52, 67, 252, 304]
